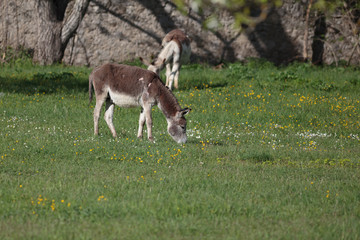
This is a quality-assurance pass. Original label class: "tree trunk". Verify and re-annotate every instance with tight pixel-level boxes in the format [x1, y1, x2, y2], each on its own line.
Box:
[33, 0, 90, 65]
[302, 0, 313, 61]
[2, 0, 9, 61]
[33, 0, 63, 65]
[311, 13, 326, 65]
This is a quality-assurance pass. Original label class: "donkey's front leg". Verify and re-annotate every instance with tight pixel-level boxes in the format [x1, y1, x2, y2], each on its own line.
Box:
[143, 105, 154, 142]
[137, 108, 146, 139]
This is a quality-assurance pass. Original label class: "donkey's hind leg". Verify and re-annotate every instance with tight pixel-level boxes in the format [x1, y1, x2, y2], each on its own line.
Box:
[94, 94, 107, 136]
[165, 63, 171, 87]
[168, 62, 180, 90]
[104, 98, 117, 138]
[143, 104, 154, 142]
[174, 65, 181, 89]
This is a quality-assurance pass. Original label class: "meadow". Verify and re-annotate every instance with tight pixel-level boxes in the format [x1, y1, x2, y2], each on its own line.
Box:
[0, 58, 359, 239]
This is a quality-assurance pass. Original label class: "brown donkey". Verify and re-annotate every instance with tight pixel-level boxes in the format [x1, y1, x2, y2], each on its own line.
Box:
[89, 63, 191, 143]
[143, 29, 191, 90]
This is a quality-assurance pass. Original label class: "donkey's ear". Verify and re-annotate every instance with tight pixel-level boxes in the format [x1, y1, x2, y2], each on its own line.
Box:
[176, 108, 191, 118]
[139, 57, 151, 66]
[181, 108, 191, 116]
[139, 57, 146, 65]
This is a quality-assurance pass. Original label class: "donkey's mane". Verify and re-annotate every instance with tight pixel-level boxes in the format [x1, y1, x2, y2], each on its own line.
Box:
[156, 77, 181, 117]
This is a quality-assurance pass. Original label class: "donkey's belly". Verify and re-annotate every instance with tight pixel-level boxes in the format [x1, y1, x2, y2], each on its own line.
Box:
[109, 89, 140, 108]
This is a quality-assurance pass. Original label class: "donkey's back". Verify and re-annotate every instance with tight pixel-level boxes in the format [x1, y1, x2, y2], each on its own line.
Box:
[162, 29, 191, 47]
[89, 63, 157, 102]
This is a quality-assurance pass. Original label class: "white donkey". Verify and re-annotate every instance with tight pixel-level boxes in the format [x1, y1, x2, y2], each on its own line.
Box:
[144, 29, 191, 90]
[89, 63, 191, 143]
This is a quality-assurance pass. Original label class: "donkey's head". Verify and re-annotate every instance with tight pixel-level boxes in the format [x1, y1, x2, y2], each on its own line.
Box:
[140, 57, 165, 76]
[167, 108, 191, 144]
[147, 64, 160, 75]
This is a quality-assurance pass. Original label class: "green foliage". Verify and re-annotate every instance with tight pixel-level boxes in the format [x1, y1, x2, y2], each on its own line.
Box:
[0, 60, 360, 239]
[175, 0, 359, 34]
[174, 0, 283, 29]
[312, 0, 359, 12]
[0, 46, 33, 67]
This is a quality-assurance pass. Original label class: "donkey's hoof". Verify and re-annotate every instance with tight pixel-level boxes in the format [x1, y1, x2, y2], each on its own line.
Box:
[148, 137, 154, 142]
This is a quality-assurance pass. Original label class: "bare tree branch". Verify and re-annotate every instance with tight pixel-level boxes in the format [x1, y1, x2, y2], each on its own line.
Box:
[303, 0, 313, 60]
[324, 40, 338, 66]
[347, 41, 359, 66]
[61, 0, 90, 49]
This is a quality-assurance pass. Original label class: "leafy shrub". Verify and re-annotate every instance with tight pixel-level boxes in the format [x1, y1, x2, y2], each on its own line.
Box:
[310, 79, 337, 92]
[226, 63, 256, 80]
[245, 57, 276, 70]
[0, 46, 33, 67]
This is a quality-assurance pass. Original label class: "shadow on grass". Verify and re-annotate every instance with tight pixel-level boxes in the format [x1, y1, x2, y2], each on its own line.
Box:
[177, 75, 229, 91]
[0, 72, 89, 95]
[242, 151, 275, 163]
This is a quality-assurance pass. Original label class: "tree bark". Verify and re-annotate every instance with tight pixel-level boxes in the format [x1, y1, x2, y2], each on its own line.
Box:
[33, 0, 62, 65]
[311, 13, 326, 65]
[33, 0, 90, 65]
[302, 0, 313, 61]
[1, 0, 8, 63]
[61, 0, 90, 52]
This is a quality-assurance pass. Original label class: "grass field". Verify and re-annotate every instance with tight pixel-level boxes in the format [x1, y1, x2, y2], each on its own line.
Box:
[0, 58, 359, 239]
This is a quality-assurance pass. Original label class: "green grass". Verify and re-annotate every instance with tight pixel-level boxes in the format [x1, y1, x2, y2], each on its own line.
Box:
[0, 59, 359, 239]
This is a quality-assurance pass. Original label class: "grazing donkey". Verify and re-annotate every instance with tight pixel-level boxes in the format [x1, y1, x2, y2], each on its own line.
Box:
[89, 63, 191, 143]
[144, 29, 191, 90]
